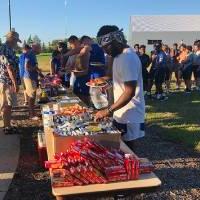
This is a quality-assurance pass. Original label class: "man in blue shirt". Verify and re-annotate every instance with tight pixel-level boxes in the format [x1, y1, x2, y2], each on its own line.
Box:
[80, 36, 105, 79]
[19, 43, 42, 120]
[148, 43, 168, 101]
[19, 44, 32, 105]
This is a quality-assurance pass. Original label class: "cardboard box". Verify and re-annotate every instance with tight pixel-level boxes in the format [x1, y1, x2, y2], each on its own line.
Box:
[45, 129, 121, 160]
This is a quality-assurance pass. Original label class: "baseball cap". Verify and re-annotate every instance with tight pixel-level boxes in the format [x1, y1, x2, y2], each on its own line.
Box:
[5, 31, 22, 43]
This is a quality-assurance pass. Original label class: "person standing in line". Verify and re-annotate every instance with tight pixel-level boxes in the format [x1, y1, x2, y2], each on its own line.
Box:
[50, 50, 62, 75]
[181, 45, 194, 93]
[147, 43, 168, 101]
[80, 35, 106, 79]
[23, 43, 42, 120]
[162, 44, 171, 93]
[193, 40, 200, 91]
[0, 31, 21, 134]
[170, 43, 181, 90]
[66, 36, 90, 104]
[95, 25, 145, 151]
[57, 42, 70, 87]
[19, 44, 32, 106]
[134, 44, 140, 56]
[177, 44, 188, 88]
[139, 45, 150, 94]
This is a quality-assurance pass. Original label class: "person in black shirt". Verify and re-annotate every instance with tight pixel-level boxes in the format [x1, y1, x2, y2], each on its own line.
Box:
[139, 45, 150, 92]
[134, 44, 140, 55]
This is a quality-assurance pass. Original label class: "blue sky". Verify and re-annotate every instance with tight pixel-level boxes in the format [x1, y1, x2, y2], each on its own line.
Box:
[0, 0, 200, 43]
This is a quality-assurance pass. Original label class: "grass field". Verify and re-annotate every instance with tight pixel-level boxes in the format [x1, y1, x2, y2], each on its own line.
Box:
[146, 90, 200, 151]
[37, 54, 200, 151]
[37, 53, 51, 72]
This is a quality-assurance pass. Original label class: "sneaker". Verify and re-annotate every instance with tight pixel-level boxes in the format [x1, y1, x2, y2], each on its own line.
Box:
[197, 87, 200, 91]
[145, 92, 152, 99]
[185, 89, 191, 94]
[156, 94, 168, 101]
[156, 94, 162, 100]
[23, 102, 28, 106]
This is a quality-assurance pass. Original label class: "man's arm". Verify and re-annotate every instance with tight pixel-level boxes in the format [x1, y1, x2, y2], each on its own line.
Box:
[95, 81, 136, 120]
[63, 47, 82, 58]
[109, 81, 136, 112]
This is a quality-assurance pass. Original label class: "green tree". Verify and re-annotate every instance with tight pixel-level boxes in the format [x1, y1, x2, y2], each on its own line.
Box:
[47, 42, 53, 53]
[51, 39, 61, 50]
[0, 38, 2, 46]
[27, 35, 33, 45]
[32, 35, 41, 45]
[41, 42, 47, 53]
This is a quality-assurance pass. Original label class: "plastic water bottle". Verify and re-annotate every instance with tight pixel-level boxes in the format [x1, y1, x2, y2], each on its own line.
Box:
[90, 87, 108, 109]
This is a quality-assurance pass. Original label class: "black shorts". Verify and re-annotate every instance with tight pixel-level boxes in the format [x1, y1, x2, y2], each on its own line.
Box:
[149, 67, 165, 85]
[193, 65, 198, 79]
[142, 68, 149, 83]
[196, 66, 200, 78]
[165, 67, 171, 81]
[182, 65, 193, 80]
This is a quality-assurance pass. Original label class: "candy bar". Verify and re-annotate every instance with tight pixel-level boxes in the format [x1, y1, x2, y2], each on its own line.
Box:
[70, 167, 90, 185]
[52, 169, 67, 178]
[107, 174, 128, 182]
[139, 162, 154, 174]
[131, 158, 135, 180]
[52, 177, 74, 188]
[134, 159, 140, 179]
[124, 155, 132, 180]
[105, 166, 127, 176]
[45, 160, 62, 169]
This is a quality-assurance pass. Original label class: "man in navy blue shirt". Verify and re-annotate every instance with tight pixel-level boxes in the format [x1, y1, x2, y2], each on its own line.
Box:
[80, 36, 106, 79]
[148, 43, 168, 101]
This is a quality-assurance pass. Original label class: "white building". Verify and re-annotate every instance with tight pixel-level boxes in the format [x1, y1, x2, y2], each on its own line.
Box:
[129, 15, 200, 51]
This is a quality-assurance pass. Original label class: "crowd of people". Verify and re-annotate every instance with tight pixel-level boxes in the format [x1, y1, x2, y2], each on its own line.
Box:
[0, 26, 200, 150]
[134, 41, 200, 101]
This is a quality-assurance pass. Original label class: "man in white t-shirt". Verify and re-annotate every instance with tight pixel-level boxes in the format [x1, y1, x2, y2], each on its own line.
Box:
[95, 25, 145, 150]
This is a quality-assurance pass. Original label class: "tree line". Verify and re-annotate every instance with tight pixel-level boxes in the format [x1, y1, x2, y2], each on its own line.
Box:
[0, 35, 68, 54]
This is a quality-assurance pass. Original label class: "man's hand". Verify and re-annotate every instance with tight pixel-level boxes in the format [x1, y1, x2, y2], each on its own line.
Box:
[95, 109, 110, 121]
